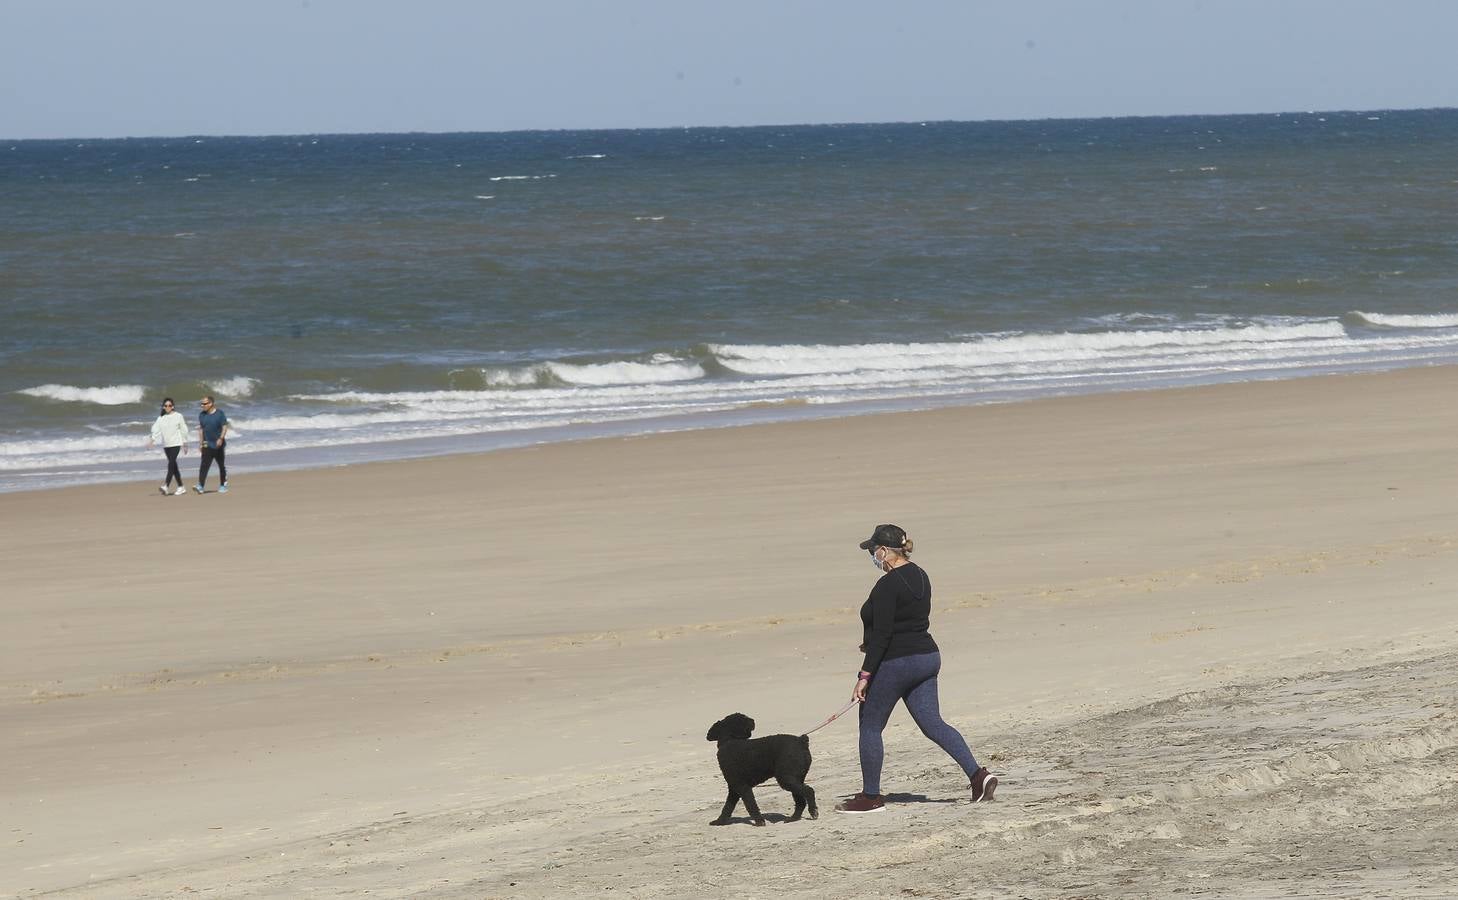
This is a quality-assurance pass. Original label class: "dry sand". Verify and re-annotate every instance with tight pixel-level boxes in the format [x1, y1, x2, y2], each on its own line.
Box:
[3, 366, 1457, 898]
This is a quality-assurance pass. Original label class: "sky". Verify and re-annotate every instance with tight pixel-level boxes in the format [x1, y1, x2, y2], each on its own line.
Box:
[3, 0, 1457, 140]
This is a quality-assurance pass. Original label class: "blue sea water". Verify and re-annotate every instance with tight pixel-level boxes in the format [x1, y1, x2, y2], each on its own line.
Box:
[3, 110, 1458, 491]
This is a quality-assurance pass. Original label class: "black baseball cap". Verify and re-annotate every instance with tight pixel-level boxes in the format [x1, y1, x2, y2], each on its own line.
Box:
[858, 524, 907, 551]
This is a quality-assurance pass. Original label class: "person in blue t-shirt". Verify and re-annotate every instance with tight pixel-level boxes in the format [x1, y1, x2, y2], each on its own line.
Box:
[194, 395, 231, 494]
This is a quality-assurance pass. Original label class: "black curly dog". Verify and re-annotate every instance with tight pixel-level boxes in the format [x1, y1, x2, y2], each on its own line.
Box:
[706, 712, 818, 826]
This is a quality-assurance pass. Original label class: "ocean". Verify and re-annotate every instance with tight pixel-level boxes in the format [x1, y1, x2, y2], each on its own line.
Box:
[4, 109, 1458, 492]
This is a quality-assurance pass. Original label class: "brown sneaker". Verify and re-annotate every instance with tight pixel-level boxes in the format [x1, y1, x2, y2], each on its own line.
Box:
[835, 792, 886, 814]
[971, 766, 998, 802]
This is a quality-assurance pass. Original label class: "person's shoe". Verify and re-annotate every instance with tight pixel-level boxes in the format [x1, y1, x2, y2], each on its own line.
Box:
[971, 766, 998, 802]
[193, 485, 204, 494]
[218, 483, 229, 494]
[174, 487, 187, 496]
[158, 485, 168, 496]
[835, 793, 886, 814]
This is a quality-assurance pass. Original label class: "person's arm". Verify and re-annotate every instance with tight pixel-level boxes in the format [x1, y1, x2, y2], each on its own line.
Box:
[217, 413, 229, 446]
[860, 586, 895, 674]
[853, 586, 896, 700]
[149, 417, 161, 448]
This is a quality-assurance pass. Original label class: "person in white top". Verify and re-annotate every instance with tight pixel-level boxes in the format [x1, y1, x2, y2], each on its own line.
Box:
[148, 397, 190, 496]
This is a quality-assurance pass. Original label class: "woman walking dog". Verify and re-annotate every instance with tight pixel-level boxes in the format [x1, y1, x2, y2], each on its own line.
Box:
[837, 524, 997, 813]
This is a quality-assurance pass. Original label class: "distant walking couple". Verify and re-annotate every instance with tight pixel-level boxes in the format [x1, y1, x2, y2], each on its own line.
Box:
[147, 395, 231, 495]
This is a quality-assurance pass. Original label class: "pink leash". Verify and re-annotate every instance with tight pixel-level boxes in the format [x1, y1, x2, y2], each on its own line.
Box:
[801, 698, 858, 736]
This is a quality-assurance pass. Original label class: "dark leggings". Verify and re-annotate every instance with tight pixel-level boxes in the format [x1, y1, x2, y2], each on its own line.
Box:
[199, 445, 226, 487]
[858, 651, 979, 795]
[163, 446, 183, 488]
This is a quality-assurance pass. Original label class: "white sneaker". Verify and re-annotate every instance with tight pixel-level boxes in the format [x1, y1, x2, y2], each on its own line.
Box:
[174, 487, 187, 496]
[158, 485, 168, 496]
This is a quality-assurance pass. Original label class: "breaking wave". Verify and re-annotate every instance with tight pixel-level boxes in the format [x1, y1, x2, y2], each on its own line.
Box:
[17, 384, 147, 405]
[7, 315, 1458, 486]
[1349, 311, 1458, 329]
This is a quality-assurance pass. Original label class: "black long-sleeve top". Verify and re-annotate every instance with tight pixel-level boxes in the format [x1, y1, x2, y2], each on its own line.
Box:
[859, 562, 939, 675]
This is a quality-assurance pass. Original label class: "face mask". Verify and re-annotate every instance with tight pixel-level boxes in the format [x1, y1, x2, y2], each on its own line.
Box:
[869, 551, 883, 572]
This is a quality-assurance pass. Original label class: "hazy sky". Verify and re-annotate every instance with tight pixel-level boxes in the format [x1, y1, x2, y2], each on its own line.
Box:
[4, 0, 1456, 140]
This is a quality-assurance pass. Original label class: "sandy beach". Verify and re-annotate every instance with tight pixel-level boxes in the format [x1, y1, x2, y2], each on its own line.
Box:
[4, 366, 1458, 898]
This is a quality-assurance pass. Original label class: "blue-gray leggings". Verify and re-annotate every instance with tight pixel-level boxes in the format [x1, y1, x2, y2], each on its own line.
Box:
[859, 651, 979, 795]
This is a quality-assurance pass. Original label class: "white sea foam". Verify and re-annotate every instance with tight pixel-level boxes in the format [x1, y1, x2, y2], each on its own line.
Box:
[547, 360, 705, 386]
[0, 432, 146, 458]
[1350, 311, 1458, 328]
[11, 321, 1457, 477]
[17, 384, 147, 405]
[206, 376, 258, 398]
[710, 323, 1348, 377]
[480, 366, 549, 388]
[9, 319, 1458, 487]
[466, 357, 705, 389]
[488, 174, 557, 181]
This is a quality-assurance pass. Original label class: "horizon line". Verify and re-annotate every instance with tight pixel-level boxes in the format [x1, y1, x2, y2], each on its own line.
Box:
[6, 104, 1455, 144]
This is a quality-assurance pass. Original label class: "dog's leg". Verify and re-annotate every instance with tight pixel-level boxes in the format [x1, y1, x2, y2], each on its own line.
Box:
[738, 785, 767, 826]
[710, 789, 739, 826]
[776, 775, 817, 821]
